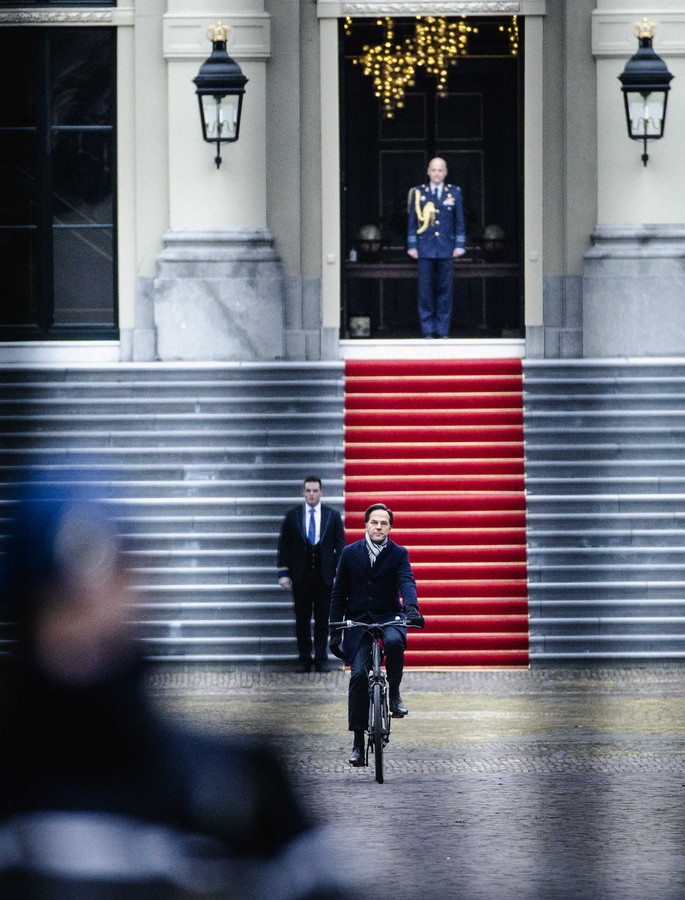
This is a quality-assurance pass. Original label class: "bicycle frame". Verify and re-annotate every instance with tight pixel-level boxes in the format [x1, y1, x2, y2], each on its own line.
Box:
[330, 616, 415, 783]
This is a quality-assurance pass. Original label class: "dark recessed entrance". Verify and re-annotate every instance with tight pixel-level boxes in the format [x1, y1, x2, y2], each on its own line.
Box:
[341, 17, 523, 340]
[0, 27, 117, 341]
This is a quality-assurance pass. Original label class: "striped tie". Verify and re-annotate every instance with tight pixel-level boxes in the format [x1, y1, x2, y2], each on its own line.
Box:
[308, 509, 316, 544]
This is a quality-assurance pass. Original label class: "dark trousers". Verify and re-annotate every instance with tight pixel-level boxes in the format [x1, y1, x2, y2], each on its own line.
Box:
[293, 573, 332, 662]
[347, 625, 406, 732]
[417, 256, 454, 337]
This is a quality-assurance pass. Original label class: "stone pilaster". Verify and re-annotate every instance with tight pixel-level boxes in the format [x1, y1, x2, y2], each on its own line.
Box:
[153, 229, 284, 361]
[583, 225, 685, 357]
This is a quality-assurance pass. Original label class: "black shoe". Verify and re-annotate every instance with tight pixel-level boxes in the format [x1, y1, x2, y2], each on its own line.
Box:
[315, 659, 332, 673]
[296, 658, 313, 673]
[390, 693, 408, 717]
[348, 745, 365, 766]
[348, 732, 365, 766]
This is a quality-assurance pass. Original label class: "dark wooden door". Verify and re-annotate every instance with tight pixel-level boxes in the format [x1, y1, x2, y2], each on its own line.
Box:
[341, 18, 522, 339]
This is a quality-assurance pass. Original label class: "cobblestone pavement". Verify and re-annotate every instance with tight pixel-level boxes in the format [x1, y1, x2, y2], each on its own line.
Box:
[149, 667, 685, 899]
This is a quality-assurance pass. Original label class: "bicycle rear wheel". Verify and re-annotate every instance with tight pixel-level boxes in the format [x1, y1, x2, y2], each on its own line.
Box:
[372, 681, 384, 783]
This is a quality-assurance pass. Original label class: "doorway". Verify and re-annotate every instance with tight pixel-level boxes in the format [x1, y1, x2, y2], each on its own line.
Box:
[340, 17, 523, 340]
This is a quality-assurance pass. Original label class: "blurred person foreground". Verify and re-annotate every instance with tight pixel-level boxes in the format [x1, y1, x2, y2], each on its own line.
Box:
[0, 469, 353, 900]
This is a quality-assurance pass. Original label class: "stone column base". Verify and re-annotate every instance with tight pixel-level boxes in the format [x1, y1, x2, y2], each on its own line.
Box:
[153, 229, 285, 361]
[583, 225, 685, 358]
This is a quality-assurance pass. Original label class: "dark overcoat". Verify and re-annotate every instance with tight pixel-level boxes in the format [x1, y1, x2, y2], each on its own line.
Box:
[329, 538, 418, 661]
[277, 504, 345, 587]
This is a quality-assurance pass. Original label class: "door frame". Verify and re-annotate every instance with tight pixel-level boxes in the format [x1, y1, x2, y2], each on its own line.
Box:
[316, 0, 545, 341]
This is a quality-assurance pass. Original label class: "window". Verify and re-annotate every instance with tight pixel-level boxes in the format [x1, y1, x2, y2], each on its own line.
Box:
[0, 27, 117, 338]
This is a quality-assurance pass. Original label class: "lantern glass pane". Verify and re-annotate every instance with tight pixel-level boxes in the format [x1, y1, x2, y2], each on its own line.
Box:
[200, 94, 239, 141]
[627, 92, 665, 138]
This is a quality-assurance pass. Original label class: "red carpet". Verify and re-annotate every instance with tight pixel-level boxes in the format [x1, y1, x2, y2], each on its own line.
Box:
[344, 358, 529, 668]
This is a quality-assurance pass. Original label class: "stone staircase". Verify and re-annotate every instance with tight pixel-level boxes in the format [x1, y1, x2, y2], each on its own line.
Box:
[0, 363, 345, 662]
[524, 359, 685, 663]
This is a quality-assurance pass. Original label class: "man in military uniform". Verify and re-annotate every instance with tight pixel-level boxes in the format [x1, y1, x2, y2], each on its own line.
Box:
[407, 157, 466, 338]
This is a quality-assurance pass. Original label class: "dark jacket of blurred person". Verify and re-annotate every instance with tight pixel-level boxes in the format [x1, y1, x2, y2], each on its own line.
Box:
[0, 474, 351, 900]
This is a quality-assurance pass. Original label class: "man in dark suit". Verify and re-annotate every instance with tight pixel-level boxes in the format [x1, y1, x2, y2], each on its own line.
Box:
[328, 503, 425, 766]
[278, 476, 346, 673]
[407, 157, 466, 338]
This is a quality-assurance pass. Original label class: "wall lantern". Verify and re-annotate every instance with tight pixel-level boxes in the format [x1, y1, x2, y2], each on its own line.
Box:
[193, 22, 248, 168]
[618, 19, 674, 166]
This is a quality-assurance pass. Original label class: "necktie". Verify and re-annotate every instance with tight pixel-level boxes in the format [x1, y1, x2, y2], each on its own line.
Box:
[308, 509, 316, 544]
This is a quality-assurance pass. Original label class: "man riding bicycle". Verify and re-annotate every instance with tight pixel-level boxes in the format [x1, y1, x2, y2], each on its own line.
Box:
[329, 503, 425, 766]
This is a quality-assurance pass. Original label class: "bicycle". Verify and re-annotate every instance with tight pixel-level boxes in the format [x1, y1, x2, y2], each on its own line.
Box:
[330, 616, 419, 784]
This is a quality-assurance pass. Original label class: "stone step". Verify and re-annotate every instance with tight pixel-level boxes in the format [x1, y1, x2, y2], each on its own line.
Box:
[526, 529, 685, 548]
[121, 533, 280, 551]
[527, 511, 685, 529]
[529, 616, 685, 636]
[0, 397, 344, 416]
[134, 584, 286, 602]
[0, 379, 344, 400]
[0, 412, 344, 432]
[138, 635, 297, 658]
[528, 547, 685, 565]
[524, 377, 685, 395]
[131, 566, 279, 586]
[527, 494, 685, 515]
[528, 634, 685, 655]
[125, 549, 278, 567]
[0, 363, 344, 384]
[1, 462, 342, 484]
[523, 361, 685, 380]
[525, 443, 685, 461]
[525, 393, 685, 410]
[139, 619, 294, 639]
[525, 411, 685, 429]
[132, 600, 293, 621]
[0, 447, 345, 464]
[524, 428, 685, 446]
[0, 479, 344, 501]
[527, 598, 685, 617]
[117, 516, 287, 534]
[0, 497, 344, 524]
[526, 461, 685, 477]
[527, 581, 685, 600]
[526, 477, 685, 495]
[528, 563, 685, 583]
[0, 429, 343, 449]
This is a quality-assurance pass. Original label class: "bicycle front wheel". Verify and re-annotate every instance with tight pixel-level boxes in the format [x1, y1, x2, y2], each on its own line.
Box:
[372, 681, 384, 783]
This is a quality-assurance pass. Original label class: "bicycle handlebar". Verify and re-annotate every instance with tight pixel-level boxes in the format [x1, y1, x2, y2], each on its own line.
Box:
[329, 616, 421, 631]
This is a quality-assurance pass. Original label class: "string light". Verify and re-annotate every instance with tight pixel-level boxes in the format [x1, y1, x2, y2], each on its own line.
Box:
[358, 17, 416, 118]
[414, 17, 473, 97]
[499, 16, 519, 56]
[356, 16, 475, 117]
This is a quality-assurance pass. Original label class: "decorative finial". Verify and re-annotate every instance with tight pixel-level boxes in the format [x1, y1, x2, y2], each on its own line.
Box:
[635, 18, 655, 40]
[208, 21, 230, 43]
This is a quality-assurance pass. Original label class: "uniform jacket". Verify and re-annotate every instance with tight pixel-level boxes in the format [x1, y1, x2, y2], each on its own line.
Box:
[277, 503, 346, 587]
[407, 182, 466, 258]
[329, 538, 418, 624]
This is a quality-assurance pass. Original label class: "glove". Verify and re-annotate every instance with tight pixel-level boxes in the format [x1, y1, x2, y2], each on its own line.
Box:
[329, 631, 345, 660]
[404, 606, 425, 629]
